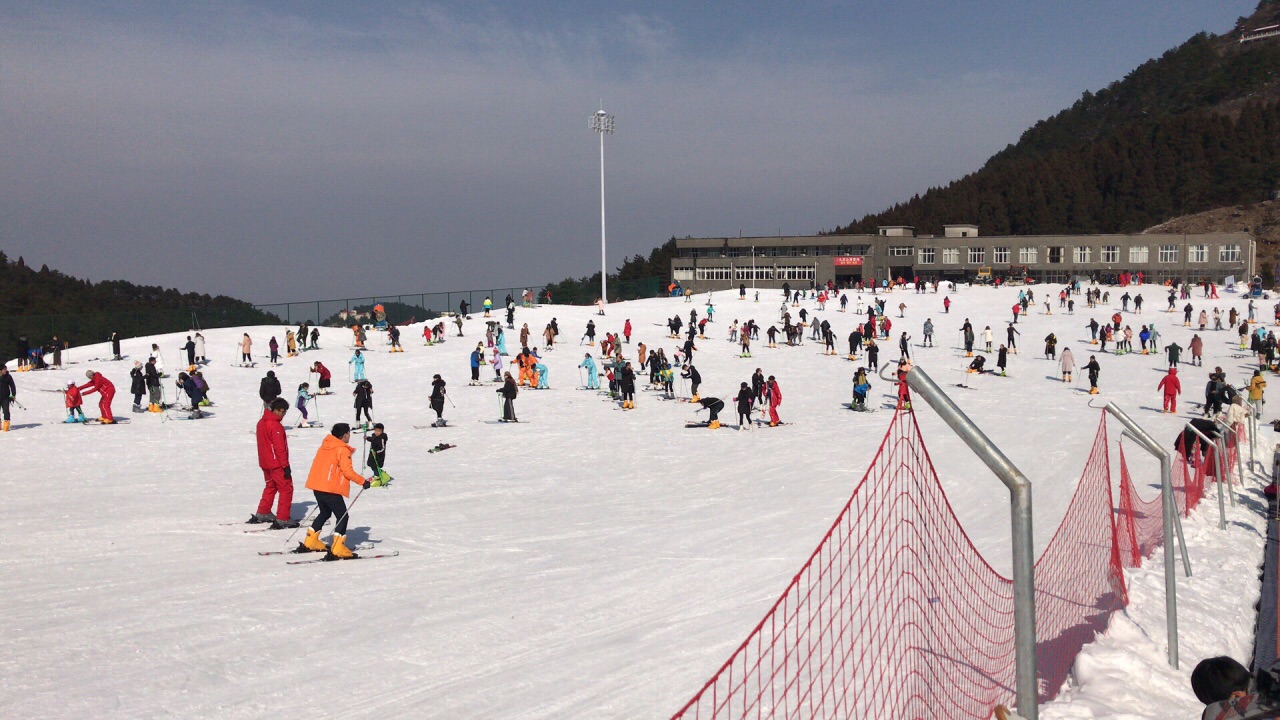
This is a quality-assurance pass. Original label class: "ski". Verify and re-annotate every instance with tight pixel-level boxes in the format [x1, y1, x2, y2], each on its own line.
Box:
[80, 418, 130, 425]
[480, 419, 524, 424]
[428, 443, 456, 453]
[259, 543, 373, 556]
[412, 424, 451, 429]
[287, 551, 400, 565]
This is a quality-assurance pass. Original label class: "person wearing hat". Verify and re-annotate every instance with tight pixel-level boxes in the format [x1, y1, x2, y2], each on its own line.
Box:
[258, 370, 281, 408]
[144, 357, 163, 412]
[297, 423, 375, 559]
[129, 361, 146, 412]
[77, 370, 116, 424]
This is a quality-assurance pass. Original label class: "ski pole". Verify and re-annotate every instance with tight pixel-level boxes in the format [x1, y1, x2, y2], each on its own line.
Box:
[282, 504, 320, 546]
[446, 394, 456, 408]
[312, 395, 321, 423]
[324, 486, 368, 540]
[360, 431, 368, 473]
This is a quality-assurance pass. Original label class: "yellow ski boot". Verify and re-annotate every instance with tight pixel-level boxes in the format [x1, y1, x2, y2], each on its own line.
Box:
[327, 534, 357, 560]
[299, 528, 328, 553]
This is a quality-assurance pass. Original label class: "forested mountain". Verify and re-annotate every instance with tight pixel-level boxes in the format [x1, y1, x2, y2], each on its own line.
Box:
[0, 251, 276, 357]
[829, 2, 1280, 240]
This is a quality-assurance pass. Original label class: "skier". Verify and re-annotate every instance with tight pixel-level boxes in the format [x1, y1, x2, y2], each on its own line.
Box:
[296, 383, 313, 428]
[311, 361, 332, 394]
[624, 319, 632, 344]
[580, 354, 599, 390]
[296, 423, 375, 559]
[129, 361, 146, 412]
[1084, 356, 1101, 395]
[285, 330, 297, 358]
[349, 349, 366, 382]
[388, 325, 403, 353]
[309, 327, 319, 350]
[365, 424, 388, 475]
[618, 362, 636, 408]
[241, 333, 253, 365]
[1249, 370, 1267, 419]
[734, 382, 755, 428]
[1189, 334, 1204, 367]
[64, 381, 87, 423]
[696, 396, 725, 430]
[582, 320, 596, 346]
[866, 338, 880, 371]
[1006, 323, 1020, 353]
[175, 372, 208, 418]
[1165, 341, 1183, 367]
[110, 331, 122, 361]
[483, 296, 492, 317]
[1059, 347, 1075, 383]
[259, 370, 282, 407]
[181, 336, 196, 368]
[499, 372, 519, 422]
[682, 363, 701, 403]
[78, 370, 116, 423]
[353, 379, 373, 428]
[460, 299, 470, 318]
[144, 357, 162, 412]
[429, 374, 448, 426]
[996, 345, 1009, 376]
[1158, 368, 1181, 413]
[0, 366, 13, 432]
[194, 332, 207, 363]
[899, 332, 911, 360]
[943, 296, 951, 314]
[1044, 333, 1057, 360]
[923, 319, 934, 347]
[469, 345, 483, 385]
[251, 398, 297, 527]
[851, 368, 872, 411]
[982, 326, 993, 352]
[765, 376, 782, 427]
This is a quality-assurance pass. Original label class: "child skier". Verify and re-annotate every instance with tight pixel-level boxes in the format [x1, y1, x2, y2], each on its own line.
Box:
[296, 383, 314, 428]
[365, 423, 389, 475]
[1084, 356, 1101, 394]
[64, 381, 86, 423]
[429, 374, 448, 426]
[129, 361, 145, 412]
[579, 354, 599, 389]
[1158, 368, 1181, 413]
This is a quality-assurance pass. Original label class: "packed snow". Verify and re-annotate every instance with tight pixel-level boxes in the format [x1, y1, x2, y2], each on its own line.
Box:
[0, 284, 1272, 719]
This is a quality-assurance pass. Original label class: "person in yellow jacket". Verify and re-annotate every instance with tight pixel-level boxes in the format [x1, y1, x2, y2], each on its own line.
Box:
[1248, 369, 1267, 419]
[297, 423, 375, 560]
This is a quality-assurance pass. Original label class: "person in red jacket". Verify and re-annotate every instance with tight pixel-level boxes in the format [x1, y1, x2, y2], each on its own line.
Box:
[766, 376, 782, 427]
[1158, 367, 1182, 413]
[623, 318, 632, 344]
[78, 370, 116, 424]
[252, 398, 296, 528]
[310, 361, 331, 394]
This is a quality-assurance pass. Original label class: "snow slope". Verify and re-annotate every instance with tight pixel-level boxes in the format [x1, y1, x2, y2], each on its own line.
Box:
[0, 285, 1270, 719]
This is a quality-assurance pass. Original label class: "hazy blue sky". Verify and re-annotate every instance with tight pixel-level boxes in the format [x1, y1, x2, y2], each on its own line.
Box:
[0, 1, 1258, 303]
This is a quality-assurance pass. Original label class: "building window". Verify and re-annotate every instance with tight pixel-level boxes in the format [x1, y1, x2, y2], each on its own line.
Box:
[725, 248, 740, 258]
[1073, 246, 1092, 263]
[1220, 244, 1241, 263]
[734, 266, 774, 280]
[1018, 247, 1038, 264]
[942, 248, 960, 264]
[1102, 245, 1119, 263]
[1188, 244, 1208, 263]
[813, 246, 827, 256]
[1158, 245, 1178, 263]
[889, 246, 913, 257]
[1128, 246, 1149, 263]
[993, 247, 1010, 264]
[673, 268, 693, 281]
[695, 267, 732, 281]
[763, 247, 778, 258]
[968, 247, 985, 264]
[774, 266, 816, 280]
[1047, 247, 1064, 264]
[917, 247, 936, 264]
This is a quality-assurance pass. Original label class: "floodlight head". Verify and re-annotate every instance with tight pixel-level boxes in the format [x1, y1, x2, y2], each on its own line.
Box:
[590, 110, 614, 134]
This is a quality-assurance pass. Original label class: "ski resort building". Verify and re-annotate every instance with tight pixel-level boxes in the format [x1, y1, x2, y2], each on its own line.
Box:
[669, 226, 1255, 292]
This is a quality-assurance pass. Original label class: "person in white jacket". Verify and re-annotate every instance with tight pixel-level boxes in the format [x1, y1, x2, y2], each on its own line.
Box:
[982, 326, 993, 352]
[150, 344, 166, 377]
[1059, 347, 1075, 383]
[194, 332, 206, 364]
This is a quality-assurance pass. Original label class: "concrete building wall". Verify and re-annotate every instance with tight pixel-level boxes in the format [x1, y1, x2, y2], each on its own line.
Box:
[669, 232, 1254, 294]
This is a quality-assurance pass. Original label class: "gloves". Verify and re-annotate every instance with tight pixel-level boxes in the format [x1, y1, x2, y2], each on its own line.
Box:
[362, 480, 372, 490]
[283, 465, 292, 480]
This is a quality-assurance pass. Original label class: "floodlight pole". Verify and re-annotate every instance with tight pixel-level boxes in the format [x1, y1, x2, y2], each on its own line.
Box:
[591, 108, 614, 308]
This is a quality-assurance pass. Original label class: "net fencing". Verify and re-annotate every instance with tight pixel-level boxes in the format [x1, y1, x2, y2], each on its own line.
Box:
[670, 409, 1130, 720]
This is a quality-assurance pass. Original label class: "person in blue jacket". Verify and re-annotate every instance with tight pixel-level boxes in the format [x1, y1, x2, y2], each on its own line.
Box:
[349, 349, 366, 382]
[176, 372, 208, 418]
[496, 326, 508, 356]
[469, 344, 484, 385]
[579, 353, 599, 389]
[536, 360, 550, 389]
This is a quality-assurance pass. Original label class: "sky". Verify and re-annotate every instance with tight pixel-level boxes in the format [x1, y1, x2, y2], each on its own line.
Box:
[0, 1, 1259, 304]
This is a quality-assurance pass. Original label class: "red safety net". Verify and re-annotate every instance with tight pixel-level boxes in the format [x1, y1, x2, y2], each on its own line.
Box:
[670, 410, 1126, 720]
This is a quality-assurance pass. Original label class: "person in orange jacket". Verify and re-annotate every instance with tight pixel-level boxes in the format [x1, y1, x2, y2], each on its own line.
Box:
[78, 370, 116, 423]
[1158, 367, 1182, 413]
[296, 423, 375, 559]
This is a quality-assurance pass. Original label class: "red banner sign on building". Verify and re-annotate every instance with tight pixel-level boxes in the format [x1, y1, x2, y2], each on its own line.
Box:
[833, 256, 864, 267]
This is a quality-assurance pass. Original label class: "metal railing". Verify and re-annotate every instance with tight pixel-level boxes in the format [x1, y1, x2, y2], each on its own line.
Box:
[253, 287, 547, 327]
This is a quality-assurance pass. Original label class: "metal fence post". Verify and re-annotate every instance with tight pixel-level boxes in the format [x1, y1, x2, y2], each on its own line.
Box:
[1106, 403, 1186, 670]
[1186, 424, 1228, 529]
[901, 365, 1039, 720]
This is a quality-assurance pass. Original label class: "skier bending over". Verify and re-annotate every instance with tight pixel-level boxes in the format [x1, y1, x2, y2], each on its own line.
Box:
[697, 396, 725, 430]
